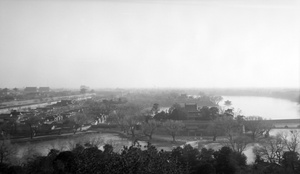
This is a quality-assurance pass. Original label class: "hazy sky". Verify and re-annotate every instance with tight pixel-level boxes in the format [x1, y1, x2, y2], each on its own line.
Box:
[0, 0, 299, 89]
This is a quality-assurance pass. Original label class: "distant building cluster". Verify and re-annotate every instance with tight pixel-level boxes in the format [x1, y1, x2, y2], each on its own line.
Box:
[24, 87, 50, 93]
[0, 86, 57, 105]
[0, 96, 96, 139]
[0, 87, 50, 95]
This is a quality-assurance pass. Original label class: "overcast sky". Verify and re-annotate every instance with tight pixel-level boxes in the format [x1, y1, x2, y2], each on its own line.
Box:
[0, 0, 299, 89]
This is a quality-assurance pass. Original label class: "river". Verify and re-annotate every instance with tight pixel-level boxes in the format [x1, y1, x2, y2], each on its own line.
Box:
[221, 96, 300, 119]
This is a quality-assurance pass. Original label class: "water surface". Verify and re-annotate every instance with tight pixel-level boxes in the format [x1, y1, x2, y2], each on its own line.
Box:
[221, 96, 300, 119]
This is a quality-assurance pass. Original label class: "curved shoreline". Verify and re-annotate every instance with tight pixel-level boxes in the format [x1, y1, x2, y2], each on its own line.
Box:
[8, 128, 125, 145]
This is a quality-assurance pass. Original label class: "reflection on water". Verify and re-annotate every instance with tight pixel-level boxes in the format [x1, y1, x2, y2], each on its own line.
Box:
[13, 133, 148, 164]
[16, 133, 129, 156]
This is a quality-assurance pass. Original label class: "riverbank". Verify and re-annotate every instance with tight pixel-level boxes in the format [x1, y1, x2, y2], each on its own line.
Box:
[98, 129, 187, 147]
[7, 127, 299, 166]
[7, 128, 126, 145]
[8, 128, 299, 166]
[8, 127, 299, 147]
[7, 127, 189, 153]
[9, 130, 99, 144]
[7, 128, 180, 146]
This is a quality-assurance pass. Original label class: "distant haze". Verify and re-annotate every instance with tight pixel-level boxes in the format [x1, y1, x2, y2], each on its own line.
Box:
[0, 0, 299, 89]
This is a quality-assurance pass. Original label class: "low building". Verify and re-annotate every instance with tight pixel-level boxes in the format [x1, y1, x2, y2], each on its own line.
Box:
[39, 87, 50, 93]
[183, 120, 210, 136]
[184, 103, 201, 120]
[0, 88, 11, 95]
[24, 87, 38, 93]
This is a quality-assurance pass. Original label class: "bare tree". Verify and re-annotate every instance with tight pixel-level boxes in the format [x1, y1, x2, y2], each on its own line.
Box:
[209, 95, 223, 105]
[227, 135, 252, 154]
[142, 120, 161, 140]
[107, 102, 143, 136]
[0, 135, 15, 164]
[254, 130, 300, 166]
[206, 118, 225, 141]
[163, 120, 185, 143]
[206, 116, 241, 143]
[20, 143, 42, 164]
[106, 112, 126, 132]
[243, 116, 273, 141]
[25, 115, 41, 139]
[253, 134, 286, 164]
[280, 130, 300, 152]
[67, 111, 93, 134]
[124, 115, 143, 138]
[221, 116, 240, 142]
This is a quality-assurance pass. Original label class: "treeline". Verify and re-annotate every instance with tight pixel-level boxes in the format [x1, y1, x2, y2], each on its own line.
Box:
[123, 91, 219, 108]
[104, 101, 273, 143]
[98, 88, 300, 104]
[1, 142, 299, 174]
[105, 102, 219, 142]
[152, 103, 220, 121]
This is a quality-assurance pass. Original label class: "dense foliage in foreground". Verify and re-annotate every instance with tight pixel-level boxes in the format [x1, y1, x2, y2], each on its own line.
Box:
[1, 142, 299, 174]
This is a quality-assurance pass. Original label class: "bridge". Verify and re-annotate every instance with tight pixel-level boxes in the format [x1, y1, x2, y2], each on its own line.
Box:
[263, 119, 300, 128]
